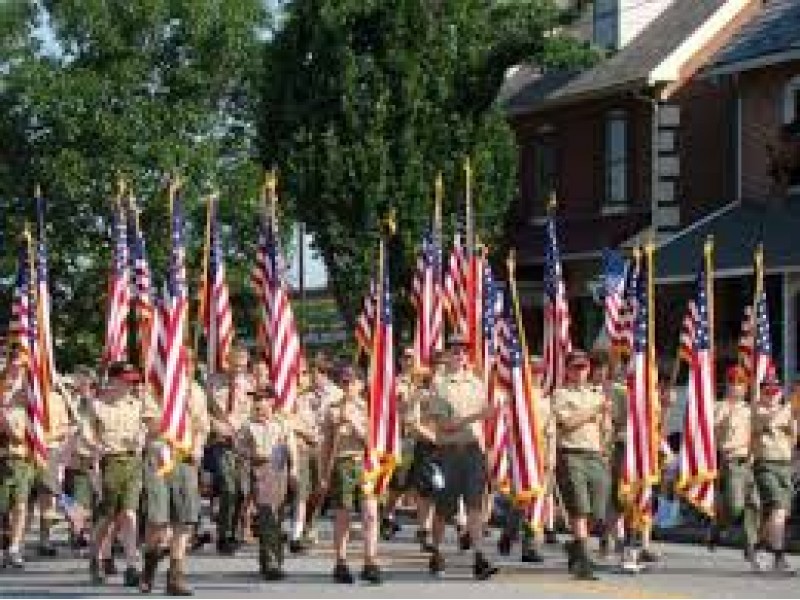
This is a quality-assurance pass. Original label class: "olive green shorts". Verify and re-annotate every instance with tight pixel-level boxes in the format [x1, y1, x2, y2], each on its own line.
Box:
[0, 458, 35, 513]
[294, 451, 318, 502]
[753, 460, 793, 511]
[144, 456, 200, 526]
[434, 443, 487, 520]
[329, 456, 362, 511]
[64, 468, 96, 512]
[718, 458, 757, 519]
[97, 455, 143, 519]
[556, 449, 608, 521]
[407, 441, 437, 498]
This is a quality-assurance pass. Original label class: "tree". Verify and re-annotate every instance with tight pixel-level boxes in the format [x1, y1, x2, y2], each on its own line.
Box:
[257, 0, 593, 336]
[1, 0, 270, 366]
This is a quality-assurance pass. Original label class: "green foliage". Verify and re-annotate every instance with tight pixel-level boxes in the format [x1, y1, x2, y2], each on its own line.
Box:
[0, 0, 269, 366]
[258, 0, 593, 333]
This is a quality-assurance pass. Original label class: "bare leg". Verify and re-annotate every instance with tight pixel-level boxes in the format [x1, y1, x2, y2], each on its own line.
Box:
[8, 503, 28, 553]
[118, 510, 140, 569]
[333, 509, 350, 563]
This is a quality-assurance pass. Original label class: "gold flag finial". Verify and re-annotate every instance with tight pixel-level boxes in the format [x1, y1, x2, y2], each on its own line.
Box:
[380, 208, 397, 237]
[506, 248, 517, 281]
[34, 183, 42, 199]
[168, 172, 182, 198]
[263, 169, 278, 203]
[704, 235, 714, 257]
[464, 156, 472, 180]
[435, 172, 443, 201]
[547, 190, 558, 214]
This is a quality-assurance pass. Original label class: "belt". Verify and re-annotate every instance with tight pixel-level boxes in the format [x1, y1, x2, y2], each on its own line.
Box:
[103, 451, 139, 461]
[559, 447, 602, 456]
[437, 440, 480, 451]
[723, 456, 749, 465]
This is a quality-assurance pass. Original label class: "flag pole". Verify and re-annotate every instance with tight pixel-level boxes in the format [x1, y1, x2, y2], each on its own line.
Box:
[33, 184, 52, 431]
[464, 157, 473, 251]
[195, 193, 214, 366]
[645, 235, 659, 480]
[507, 248, 545, 484]
[752, 243, 764, 399]
[704, 236, 715, 393]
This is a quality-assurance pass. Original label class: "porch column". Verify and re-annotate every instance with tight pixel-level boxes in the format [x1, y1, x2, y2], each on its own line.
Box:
[782, 272, 800, 382]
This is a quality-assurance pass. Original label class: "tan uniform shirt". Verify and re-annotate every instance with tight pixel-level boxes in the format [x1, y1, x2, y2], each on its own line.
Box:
[240, 415, 294, 509]
[752, 402, 796, 462]
[293, 389, 322, 452]
[536, 391, 557, 470]
[92, 390, 145, 454]
[429, 370, 487, 446]
[552, 385, 605, 452]
[187, 380, 210, 450]
[209, 373, 255, 437]
[608, 381, 628, 445]
[0, 401, 29, 459]
[324, 395, 368, 456]
[715, 398, 751, 460]
[45, 390, 71, 448]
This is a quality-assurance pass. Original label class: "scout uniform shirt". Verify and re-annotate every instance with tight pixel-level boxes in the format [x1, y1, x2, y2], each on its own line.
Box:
[536, 391, 557, 471]
[325, 395, 368, 457]
[608, 380, 628, 446]
[45, 390, 71, 450]
[292, 387, 323, 453]
[0, 388, 30, 460]
[91, 390, 145, 454]
[715, 398, 751, 460]
[239, 414, 294, 509]
[209, 373, 255, 440]
[429, 369, 487, 447]
[751, 402, 796, 462]
[142, 380, 210, 456]
[552, 384, 605, 451]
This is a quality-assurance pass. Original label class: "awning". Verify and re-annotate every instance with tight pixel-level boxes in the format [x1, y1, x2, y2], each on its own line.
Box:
[656, 200, 800, 283]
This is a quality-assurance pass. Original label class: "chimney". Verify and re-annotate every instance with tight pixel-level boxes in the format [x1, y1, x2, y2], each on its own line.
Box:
[593, 0, 675, 50]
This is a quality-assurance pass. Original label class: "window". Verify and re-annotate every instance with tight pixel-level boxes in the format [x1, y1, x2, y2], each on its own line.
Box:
[780, 76, 800, 192]
[782, 75, 800, 125]
[604, 110, 628, 208]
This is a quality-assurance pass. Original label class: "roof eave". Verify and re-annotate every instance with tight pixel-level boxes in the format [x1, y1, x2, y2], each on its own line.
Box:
[704, 47, 800, 77]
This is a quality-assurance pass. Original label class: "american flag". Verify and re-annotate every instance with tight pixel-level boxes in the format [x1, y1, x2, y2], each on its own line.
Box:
[736, 305, 755, 382]
[127, 199, 155, 375]
[443, 232, 469, 339]
[482, 265, 509, 491]
[622, 255, 658, 526]
[250, 215, 272, 362]
[678, 300, 698, 363]
[504, 305, 545, 505]
[255, 218, 302, 412]
[411, 228, 444, 368]
[677, 263, 716, 516]
[616, 260, 640, 355]
[101, 206, 131, 365]
[34, 194, 55, 429]
[752, 275, 775, 400]
[542, 217, 571, 395]
[468, 250, 485, 369]
[14, 236, 48, 467]
[355, 277, 377, 355]
[154, 191, 192, 473]
[201, 195, 234, 375]
[363, 253, 400, 497]
[602, 249, 628, 348]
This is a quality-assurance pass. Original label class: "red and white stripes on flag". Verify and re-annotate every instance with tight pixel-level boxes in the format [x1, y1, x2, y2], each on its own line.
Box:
[411, 228, 444, 368]
[542, 217, 571, 395]
[102, 207, 131, 365]
[34, 194, 55, 429]
[154, 192, 192, 474]
[128, 200, 155, 375]
[443, 233, 469, 340]
[622, 256, 658, 527]
[503, 310, 546, 505]
[468, 250, 485, 370]
[254, 218, 302, 412]
[736, 305, 754, 382]
[677, 263, 717, 516]
[201, 195, 234, 374]
[355, 277, 377, 355]
[602, 249, 628, 349]
[363, 255, 400, 497]
[751, 270, 775, 401]
[678, 300, 698, 364]
[14, 237, 48, 467]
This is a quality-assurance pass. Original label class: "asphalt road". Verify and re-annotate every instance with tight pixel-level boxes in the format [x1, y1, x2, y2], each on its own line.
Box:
[0, 523, 797, 598]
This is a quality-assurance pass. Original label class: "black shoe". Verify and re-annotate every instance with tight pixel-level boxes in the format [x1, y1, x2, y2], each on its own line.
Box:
[774, 553, 796, 576]
[89, 557, 106, 585]
[263, 566, 286, 581]
[288, 540, 308, 555]
[639, 549, 660, 563]
[497, 533, 512, 556]
[123, 566, 140, 587]
[473, 554, 499, 581]
[360, 563, 383, 585]
[573, 543, 598, 581]
[102, 557, 118, 576]
[7, 551, 24, 569]
[459, 533, 472, 552]
[706, 525, 720, 552]
[565, 540, 578, 572]
[428, 552, 445, 577]
[333, 561, 354, 584]
[544, 529, 559, 545]
[521, 547, 545, 563]
[380, 518, 396, 541]
[37, 543, 57, 558]
[191, 532, 212, 552]
[217, 539, 237, 556]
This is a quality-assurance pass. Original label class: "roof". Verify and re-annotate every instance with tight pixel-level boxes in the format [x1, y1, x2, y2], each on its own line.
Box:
[504, 0, 741, 115]
[656, 200, 800, 282]
[707, 0, 800, 75]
